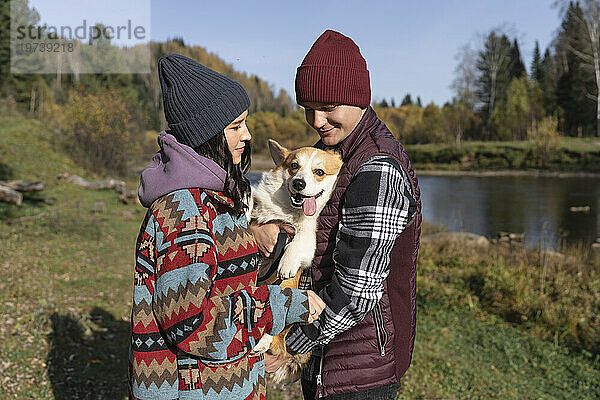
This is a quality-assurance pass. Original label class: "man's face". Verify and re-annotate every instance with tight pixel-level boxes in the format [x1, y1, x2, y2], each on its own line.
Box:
[301, 102, 366, 146]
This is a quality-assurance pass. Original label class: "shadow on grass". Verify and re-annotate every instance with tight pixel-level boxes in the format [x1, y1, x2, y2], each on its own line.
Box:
[0, 194, 49, 221]
[0, 160, 15, 180]
[47, 307, 130, 400]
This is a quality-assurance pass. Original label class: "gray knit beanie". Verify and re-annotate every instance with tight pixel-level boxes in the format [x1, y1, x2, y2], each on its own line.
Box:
[158, 54, 250, 148]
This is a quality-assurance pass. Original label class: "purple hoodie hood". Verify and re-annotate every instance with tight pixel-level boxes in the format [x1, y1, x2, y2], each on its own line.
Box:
[138, 131, 228, 208]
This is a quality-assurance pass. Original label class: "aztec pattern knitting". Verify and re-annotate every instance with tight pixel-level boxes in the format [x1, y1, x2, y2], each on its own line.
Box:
[129, 188, 309, 399]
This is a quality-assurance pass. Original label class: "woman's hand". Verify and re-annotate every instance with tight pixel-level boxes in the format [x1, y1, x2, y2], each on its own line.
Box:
[306, 290, 325, 324]
[249, 221, 295, 258]
[263, 291, 324, 373]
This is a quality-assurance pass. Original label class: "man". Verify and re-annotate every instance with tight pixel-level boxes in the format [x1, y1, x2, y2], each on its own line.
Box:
[251, 30, 421, 399]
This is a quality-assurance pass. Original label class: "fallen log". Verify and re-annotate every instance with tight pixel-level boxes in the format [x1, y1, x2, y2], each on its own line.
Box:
[57, 172, 139, 205]
[0, 180, 45, 192]
[118, 190, 138, 205]
[0, 184, 23, 205]
[57, 172, 126, 191]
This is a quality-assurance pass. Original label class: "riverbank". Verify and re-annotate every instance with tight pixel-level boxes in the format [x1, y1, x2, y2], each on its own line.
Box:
[251, 156, 600, 177]
[406, 138, 600, 173]
[250, 138, 600, 175]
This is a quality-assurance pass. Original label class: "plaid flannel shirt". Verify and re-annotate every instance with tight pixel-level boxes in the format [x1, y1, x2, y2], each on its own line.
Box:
[286, 156, 417, 354]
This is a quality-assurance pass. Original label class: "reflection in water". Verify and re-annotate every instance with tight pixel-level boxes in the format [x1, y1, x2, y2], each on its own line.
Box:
[419, 175, 600, 249]
[248, 172, 600, 249]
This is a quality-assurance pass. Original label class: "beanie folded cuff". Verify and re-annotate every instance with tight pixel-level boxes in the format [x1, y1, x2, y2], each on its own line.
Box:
[169, 83, 250, 148]
[295, 65, 371, 108]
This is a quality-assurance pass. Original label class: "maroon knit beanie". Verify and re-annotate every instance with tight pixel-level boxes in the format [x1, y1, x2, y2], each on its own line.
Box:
[295, 30, 371, 108]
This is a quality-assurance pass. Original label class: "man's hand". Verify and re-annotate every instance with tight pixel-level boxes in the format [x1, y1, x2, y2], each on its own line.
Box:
[249, 221, 295, 258]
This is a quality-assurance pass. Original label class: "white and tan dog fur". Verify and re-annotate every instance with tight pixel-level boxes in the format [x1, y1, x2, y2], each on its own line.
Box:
[248, 139, 343, 383]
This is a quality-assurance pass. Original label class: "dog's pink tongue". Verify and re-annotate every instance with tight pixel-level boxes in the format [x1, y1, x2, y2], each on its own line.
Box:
[303, 196, 317, 216]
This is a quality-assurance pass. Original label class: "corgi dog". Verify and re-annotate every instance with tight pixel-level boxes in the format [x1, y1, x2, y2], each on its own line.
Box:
[248, 139, 343, 384]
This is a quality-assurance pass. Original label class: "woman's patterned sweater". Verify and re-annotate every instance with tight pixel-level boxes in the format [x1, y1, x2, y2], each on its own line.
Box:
[129, 188, 309, 399]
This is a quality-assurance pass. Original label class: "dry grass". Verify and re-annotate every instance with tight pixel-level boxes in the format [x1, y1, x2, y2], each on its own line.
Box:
[418, 234, 600, 355]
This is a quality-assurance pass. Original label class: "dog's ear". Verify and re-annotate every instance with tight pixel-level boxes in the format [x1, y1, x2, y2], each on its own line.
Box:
[268, 139, 289, 165]
[325, 149, 344, 169]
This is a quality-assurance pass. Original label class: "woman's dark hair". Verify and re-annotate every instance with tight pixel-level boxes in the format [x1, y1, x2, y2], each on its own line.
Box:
[194, 132, 251, 214]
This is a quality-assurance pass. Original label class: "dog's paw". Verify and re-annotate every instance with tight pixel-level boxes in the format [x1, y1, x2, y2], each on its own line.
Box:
[250, 334, 273, 356]
[277, 252, 302, 279]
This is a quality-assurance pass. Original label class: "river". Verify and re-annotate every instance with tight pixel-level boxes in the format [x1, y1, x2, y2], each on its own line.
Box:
[248, 172, 600, 249]
[418, 174, 600, 249]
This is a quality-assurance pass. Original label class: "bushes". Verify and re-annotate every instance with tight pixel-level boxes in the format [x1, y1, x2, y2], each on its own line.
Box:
[419, 235, 600, 355]
[528, 116, 560, 167]
[62, 89, 133, 176]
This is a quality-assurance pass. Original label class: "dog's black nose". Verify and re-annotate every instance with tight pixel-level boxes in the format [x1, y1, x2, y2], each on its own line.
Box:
[292, 179, 306, 191]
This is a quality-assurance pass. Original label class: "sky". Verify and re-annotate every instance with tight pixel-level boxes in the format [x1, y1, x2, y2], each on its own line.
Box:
[28, 0, 563, 106]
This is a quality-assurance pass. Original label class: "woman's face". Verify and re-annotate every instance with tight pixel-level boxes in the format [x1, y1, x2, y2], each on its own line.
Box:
[224, 110, 251, 164]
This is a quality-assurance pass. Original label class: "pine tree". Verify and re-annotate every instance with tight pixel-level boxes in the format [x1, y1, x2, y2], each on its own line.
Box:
[554, 1, 596, 136]
[540, 48, 558, 115]
[0, 0, 10, 87]
[531, 41, 544, 83]
[401, 94, 413, 106]
[417, 96, 423, 107]
[557, 0, 600, 137]
[509, 39, 527, 79]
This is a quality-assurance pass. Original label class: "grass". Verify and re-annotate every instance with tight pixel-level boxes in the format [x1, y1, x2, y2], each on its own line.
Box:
[1, 116, 599, 399]
[396, 232, 600, 399]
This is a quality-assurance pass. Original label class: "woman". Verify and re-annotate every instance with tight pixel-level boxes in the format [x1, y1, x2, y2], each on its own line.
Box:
[129, 54, 324, 400]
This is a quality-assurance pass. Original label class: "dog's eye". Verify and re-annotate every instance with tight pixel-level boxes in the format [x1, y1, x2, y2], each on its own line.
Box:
[314, 169, 325, 177]
[290, 162, 299, 170]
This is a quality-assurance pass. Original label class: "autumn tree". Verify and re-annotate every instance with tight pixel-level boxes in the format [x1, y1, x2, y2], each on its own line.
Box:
[63, 89, 134, 175]
[452, 44, 478, 109]
[476, 30, 513, 138]
[493, 76, 530, 140]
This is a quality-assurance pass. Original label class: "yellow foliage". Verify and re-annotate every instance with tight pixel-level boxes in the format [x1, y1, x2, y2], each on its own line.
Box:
[527, 116, 560, 167]
[63, 89, 133, 175]
[493, 77, 530, 140]
[247, 110, 315, 154]
[375, 105, 450, 144]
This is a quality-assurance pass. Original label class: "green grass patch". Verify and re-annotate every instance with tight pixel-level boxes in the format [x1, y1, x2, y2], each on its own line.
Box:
[398, 306, 599, 399]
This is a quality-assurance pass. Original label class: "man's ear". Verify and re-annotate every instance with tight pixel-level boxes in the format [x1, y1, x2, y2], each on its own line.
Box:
[268, 139, 289, 165]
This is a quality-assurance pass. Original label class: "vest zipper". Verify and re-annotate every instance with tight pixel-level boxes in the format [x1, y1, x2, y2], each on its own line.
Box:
[315, 347, 324, 399]
[373, 301, 388, 357]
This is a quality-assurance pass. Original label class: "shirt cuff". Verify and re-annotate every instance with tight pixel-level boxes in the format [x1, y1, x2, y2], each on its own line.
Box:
[267, 286, 309, 336]
[285, 322, 318, 354]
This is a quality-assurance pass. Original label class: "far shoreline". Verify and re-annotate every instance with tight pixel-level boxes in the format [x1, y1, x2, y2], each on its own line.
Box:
[414, 169, 600, 178]
[249, 154, 600, 178]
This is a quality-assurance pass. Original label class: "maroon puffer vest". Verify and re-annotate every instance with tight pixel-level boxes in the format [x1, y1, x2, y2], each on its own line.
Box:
[312, 107, 421, 397]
